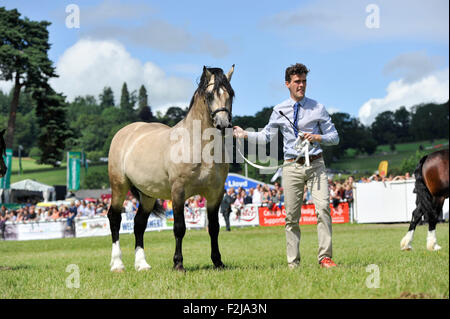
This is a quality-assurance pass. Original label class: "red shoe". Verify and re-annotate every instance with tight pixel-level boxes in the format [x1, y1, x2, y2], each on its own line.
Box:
[320, 257, 337, 268]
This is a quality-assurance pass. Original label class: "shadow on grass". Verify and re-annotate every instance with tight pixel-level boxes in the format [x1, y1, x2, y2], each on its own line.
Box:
[0, 265, 32, 271]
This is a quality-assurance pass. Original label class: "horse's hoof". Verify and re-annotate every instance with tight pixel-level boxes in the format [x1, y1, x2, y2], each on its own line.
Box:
[400, 245, 412, 251]
[135, 263, 152, 272]
[214, 262, 226, 269]
[174, 264, 186, 272]
[427, 243, 442, 251]
[111, 267, 125, 273]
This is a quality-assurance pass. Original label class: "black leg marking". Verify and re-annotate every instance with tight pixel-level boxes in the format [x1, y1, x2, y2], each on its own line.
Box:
[107, 206, 122, 243]
[207, 201, 225, 269]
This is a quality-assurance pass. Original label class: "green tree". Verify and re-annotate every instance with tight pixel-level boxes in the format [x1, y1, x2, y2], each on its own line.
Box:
[164, 106, 188, 126]
[138, 85, 148, 110]
[32, 86, 72, 167]
[99, 86, 115, 109]
[0, 7, 57, 148]
[393, 106, 411, 143]
[410, 101, 449, 141]
[120, 82, 138, 122]
[371, 111, 397, 145]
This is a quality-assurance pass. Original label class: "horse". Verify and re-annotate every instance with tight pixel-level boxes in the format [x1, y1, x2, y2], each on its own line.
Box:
[0, 129, 7, 178]
[400, 148, 449, 251]
[107, 65, 235, 272]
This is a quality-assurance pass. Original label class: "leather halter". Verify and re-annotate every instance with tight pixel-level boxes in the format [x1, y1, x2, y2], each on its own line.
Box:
[205, 83, 232, 122]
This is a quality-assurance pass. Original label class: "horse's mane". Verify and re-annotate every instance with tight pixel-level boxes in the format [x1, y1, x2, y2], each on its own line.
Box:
[188, 67, 235, 112]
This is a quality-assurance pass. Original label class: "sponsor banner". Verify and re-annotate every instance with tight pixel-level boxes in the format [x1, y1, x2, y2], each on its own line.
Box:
[219, 204, 260, 228]
[75, 217, 110, 238]
[0, 148, 13, 189]
[3, 221, 68, 241]
[67, 151, 81, 191]
[258, 202, 349, 227]
[184, 207, 207, 229]
[75, 213, 170, 238]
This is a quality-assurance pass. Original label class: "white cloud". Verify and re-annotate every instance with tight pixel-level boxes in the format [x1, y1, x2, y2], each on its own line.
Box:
[265, 0, 449, 46]
[358, 68, 449, 126]
[49, 38, 194, 112]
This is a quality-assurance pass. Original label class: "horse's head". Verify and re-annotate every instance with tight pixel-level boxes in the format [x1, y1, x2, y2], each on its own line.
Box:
[0, 129, 7, 178]
[197, 65, 235, 133]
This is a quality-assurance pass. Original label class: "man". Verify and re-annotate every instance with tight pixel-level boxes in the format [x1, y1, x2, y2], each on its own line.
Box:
[233, 63, 339, 268]
[244, 188, 253, 204]
[252, 184, 263, 205]
[220, 188, 235, 231]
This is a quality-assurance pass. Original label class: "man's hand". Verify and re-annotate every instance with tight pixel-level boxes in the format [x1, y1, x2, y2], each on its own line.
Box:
[233, 126, 247, 139]
[303, 133, 322, 143]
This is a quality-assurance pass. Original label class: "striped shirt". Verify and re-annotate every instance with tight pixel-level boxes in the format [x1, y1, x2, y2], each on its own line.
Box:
[246, 96, 339, 160]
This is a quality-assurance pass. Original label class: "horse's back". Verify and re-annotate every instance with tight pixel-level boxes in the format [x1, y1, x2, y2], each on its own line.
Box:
[422, 149, 449, 197]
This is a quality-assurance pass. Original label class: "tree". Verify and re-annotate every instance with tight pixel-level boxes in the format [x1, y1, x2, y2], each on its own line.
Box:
[33, 85, 72, 167]
[371, 111, 397, 145]
[138, 106, 154, 122]
[0, 7, 57, 148]
[393, 106, 411, 142]
[138, 85, 148, 110]
[120, 82, 137, 122]
[410, 101, 449, 141]
[99, 86, 115, 109]
[164, 106, 188, 126]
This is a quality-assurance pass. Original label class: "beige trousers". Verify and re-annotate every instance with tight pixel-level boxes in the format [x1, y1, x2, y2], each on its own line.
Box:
[282, 158, 332, 265]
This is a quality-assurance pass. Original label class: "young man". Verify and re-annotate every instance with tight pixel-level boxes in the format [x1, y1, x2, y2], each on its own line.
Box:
[233, 63, 339, 268]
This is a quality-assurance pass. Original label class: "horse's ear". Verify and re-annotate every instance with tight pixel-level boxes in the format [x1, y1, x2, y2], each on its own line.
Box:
[0, 129, 5, 136]
[226, 64, 235, 82]
[203, 66, 212, 81]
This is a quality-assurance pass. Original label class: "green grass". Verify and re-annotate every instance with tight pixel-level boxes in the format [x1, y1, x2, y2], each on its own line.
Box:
[0, 223, 448, 299]
[10, 158, 106, 186]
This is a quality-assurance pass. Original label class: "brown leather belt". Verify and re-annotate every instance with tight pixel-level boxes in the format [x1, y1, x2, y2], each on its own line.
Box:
[286, 153, 322, 165]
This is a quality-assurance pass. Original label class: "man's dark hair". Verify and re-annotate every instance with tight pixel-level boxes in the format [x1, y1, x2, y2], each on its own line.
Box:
[285, 63, 310, 82]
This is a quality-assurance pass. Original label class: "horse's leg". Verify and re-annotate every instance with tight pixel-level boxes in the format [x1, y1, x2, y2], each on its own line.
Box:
[107, 183, 129, 272]
[401, 207, 423, 251]
[134, 194, 156, 271]
[427, 196, 444, 251]
[207, 198, 225, 269]
[172, 183, 186, 271]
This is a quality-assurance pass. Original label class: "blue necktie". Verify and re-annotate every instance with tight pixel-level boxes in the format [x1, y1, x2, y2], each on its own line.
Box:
[293, 101, 300, 137]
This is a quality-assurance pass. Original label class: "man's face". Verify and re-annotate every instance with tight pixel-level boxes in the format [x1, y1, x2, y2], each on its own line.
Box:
[286, 73, 307, 101]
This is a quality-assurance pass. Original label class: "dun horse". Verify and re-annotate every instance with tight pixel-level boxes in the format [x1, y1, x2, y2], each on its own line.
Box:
[0, 129, 7, 178]
[401, 149, 449, 251]
[107, 66, 235, 272]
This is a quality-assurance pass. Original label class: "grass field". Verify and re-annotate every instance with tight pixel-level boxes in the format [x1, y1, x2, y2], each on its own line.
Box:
[0, 223, 448, 299]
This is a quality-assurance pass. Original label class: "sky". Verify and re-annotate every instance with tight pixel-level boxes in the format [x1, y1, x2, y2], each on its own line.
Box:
[1, 0, 449, 126]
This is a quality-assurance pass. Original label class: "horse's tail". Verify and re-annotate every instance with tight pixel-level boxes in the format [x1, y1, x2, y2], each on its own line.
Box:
[151, 199, 166, 219]
[413, 154, 433, 214]
[130, 186, 166, 219]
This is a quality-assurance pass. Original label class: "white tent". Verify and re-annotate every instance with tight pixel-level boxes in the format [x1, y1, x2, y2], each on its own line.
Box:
[10, 179, 56, 202]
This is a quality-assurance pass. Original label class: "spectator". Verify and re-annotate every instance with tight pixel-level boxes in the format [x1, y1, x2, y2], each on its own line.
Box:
[252, 184, 263, 205]
[344, 183, 353, 205]
[261, 185, 272, 207]
[244, 188, 253, 204]
[220, 188, 235, 231]
[233, 190, 245, 219]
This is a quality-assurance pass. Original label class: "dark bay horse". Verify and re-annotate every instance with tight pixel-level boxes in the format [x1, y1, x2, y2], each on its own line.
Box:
[107, 66, 235, 272]
[0, 129, 7, 178]
[401, 148, 449, 251]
